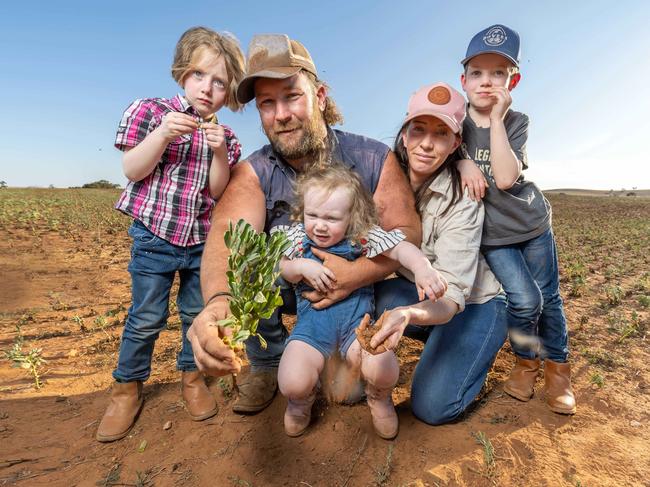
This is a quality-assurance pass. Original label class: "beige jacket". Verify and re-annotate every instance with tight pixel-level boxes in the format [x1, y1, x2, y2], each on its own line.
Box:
[399, 168, 502, 313]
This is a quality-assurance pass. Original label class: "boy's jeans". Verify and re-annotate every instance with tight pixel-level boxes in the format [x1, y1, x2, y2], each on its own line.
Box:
[482, 228, 569, 363]
[374, 277, 507, 425]
[113, 221, 203, 383]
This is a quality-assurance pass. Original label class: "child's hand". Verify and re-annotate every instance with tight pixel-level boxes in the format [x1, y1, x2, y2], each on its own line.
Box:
[159, 112, 198, 141]
[485, 86, 512, 122]
[414, 265, 447, 301]
[300, 259, 336, 294]
[457, 159, 488, 201]
[202, 122, 228, 159]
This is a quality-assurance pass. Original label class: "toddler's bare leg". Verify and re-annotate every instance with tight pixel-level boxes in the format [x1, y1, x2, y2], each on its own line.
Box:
[347, 339, 399, 439]
[278, 340, 324, 437]
[346, 339, 399, 388]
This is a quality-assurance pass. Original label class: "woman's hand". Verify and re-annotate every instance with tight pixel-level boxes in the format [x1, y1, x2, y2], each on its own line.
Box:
[457, 158, 488, 201]
[370, 308, 411, 352]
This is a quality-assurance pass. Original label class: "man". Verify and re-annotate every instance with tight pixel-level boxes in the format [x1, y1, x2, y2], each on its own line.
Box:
[187, 34, 420, 413]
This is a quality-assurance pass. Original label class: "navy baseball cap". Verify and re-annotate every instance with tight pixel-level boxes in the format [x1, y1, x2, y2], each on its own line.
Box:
[461, 24, 520, 67]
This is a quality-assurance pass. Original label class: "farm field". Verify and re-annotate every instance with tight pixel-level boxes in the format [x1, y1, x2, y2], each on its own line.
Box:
[0, 188, 649, 486]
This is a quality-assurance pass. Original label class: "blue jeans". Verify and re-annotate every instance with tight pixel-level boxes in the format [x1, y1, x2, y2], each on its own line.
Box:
[375, 277, 507, 425]
[482, 228, 568, 362]
[113, 221, 204, 382]
[244, 282, 294, 371]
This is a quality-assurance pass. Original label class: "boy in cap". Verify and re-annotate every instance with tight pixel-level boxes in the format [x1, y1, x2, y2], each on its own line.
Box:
[457, 24, 576, 414]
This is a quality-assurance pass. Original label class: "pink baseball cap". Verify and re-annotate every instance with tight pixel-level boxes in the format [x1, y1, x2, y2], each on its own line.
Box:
[403, 82, 466, 134]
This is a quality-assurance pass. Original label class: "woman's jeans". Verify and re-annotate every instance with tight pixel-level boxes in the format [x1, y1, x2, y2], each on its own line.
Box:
[113, 221, 204, 383]
[375, 277, 507, 425]
[482, 228, 569, 363]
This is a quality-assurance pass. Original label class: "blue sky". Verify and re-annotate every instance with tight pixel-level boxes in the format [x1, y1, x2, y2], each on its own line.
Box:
[1, 0, 648, 190]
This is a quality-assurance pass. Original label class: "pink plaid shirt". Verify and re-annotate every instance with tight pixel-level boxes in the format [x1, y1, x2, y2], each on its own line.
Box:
[114, 94, 241, 246]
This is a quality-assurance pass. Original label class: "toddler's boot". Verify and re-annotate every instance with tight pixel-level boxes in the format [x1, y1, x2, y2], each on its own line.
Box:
[96, 381, 143, 442]
[366, 384, 398, 440]
[504, 357, 541, 401]
[181, 371, 218, 421]
[284, 390, 316, 437]
[544, 360, 576, 414]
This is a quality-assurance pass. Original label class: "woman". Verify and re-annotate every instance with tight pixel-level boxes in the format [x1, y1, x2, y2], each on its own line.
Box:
[373, 82, 507, 425]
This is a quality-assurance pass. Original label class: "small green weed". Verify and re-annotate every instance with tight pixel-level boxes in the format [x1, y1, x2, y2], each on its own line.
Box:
[94, 315, 114, 340]
[228, 476, 252, 487]
[581, 348, 619, 370]
[72, 315, 87, 332]
[566, 261, 587, 297]
[605, 285, 625, 306]
[618, 311, 645, 342]
[4, 325, 47, 389]
[217, 376, 234, 399]
[373, 444, 394, 487]
[96, 464, 121, 486]
[590, 372, 604, 388]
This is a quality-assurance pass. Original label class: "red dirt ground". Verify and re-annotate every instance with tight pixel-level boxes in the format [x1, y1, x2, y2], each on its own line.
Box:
[1, 193, 649, 486]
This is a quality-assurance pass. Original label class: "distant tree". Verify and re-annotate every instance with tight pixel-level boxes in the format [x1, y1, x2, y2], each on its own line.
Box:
[82, 179, 121, 189]
[48, 184, 55, 189]
[0, 180, 7, 189]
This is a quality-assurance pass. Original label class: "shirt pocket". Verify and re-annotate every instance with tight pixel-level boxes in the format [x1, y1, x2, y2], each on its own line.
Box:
[165, 133, 192, 159]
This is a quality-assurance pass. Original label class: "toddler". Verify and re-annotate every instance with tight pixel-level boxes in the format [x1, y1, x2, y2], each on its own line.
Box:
[272, 164, 447, 439]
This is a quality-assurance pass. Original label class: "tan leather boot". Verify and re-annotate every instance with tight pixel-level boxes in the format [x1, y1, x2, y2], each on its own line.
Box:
[232, 369, 277, 414]
[96, 381, 143, 442]
[182, 371, 218, 421]
[544, 360, 576, 415]
[366, 384, 398, 440]
[504, 357, 541, 401]
[284, 390, 316, 437]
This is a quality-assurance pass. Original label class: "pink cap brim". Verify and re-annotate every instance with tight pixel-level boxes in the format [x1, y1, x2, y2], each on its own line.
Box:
[403, 109, 462, 135]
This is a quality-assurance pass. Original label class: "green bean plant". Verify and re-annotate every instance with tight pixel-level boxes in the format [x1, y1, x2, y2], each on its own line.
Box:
[217, 219, 289, 350]
[4, 328, 47, 390]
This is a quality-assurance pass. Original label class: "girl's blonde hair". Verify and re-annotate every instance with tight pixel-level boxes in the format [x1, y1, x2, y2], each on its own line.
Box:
[291, 164, 377, 244]
[171, 26, 246, 112]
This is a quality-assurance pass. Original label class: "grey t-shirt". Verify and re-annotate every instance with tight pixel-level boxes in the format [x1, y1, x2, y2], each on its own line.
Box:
[460, 109, 550, 246]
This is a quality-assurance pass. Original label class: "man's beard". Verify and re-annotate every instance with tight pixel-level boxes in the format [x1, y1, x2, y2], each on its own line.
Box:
[266, 109, 328, 162]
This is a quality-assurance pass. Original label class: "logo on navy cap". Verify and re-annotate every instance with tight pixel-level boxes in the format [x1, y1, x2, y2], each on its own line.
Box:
[483, 26, 507, 47]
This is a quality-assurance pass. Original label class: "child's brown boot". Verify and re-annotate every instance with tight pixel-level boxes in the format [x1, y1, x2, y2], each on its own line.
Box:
[181, 371, 218, 421]
[544, 360, 576, 414]
[504, 357, 541, 401]
[284, 391, 316, 437]
[96, 381, 143, 442]
[366, 384, 398, 440]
